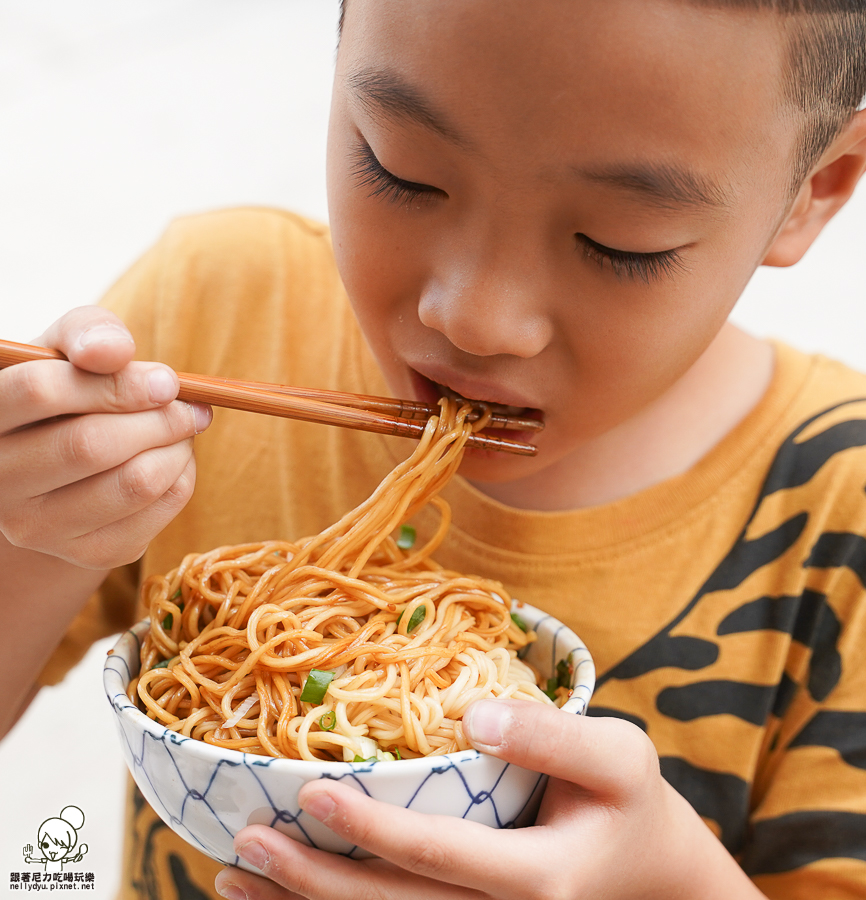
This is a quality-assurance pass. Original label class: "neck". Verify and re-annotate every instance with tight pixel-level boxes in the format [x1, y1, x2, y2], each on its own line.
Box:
[471, 323, 775, 511]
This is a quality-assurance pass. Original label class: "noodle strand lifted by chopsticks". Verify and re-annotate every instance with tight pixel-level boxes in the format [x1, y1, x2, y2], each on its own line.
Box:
[130, 398, 553, 761]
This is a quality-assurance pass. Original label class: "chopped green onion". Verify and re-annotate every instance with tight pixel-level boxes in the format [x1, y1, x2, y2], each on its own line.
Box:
[300, 669, 335, 704]
[407, 606, 426, 632]
[171, 588, 182, 600]
[162, 602, 184, 630]
[150, 655, 178, 671]
[396, 524, 416, 550]
[543, 659, 575, 700]
[510, 612, 528, 632]
[390, 746, 402, 760]
[397, 605, 426, 633]
[351, 739, 399, 762]
[556, 658, 574, 689]
[318, 710, 337, 731]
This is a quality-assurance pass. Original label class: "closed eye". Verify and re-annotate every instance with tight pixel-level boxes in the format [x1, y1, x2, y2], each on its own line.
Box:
[577, 233, 687, 283]
[350, 140, 444, 207]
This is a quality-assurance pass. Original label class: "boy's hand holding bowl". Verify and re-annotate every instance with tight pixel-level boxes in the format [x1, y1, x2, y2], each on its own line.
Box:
[104, 605, 595, 883]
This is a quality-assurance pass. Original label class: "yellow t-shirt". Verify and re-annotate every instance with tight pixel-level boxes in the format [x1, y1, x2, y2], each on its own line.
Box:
[45, 208, 866, 900]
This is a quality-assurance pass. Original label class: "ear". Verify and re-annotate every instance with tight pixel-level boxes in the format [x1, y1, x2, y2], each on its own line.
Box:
[763, 108, 866, 267]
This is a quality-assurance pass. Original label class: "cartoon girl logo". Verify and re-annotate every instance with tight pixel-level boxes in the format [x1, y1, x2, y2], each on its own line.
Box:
[23, 805, 89, 873]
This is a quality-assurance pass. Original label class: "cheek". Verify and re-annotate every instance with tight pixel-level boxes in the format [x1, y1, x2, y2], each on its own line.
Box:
[572, 282, 730, 375]
[332, 212, 419, 339]
[329, 185, 429, 341]
[327, 117, 436, 320]
[327, 188, 428, 398]
[550, 275, 739, 438]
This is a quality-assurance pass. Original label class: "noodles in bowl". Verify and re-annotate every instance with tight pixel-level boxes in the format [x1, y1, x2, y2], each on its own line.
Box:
[130, 400, 563, 762]
[104, 399, 594, 862]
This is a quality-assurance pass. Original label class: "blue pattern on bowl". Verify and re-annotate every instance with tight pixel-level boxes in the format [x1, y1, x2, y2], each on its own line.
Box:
[103, 602, 594, 866]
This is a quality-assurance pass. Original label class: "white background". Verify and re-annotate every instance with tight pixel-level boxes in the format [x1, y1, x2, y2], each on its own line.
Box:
[0, 3, 336, 896]
[0, 2, 864, 898]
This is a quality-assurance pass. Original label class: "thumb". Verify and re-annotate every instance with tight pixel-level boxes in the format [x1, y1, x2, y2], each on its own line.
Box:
[36, 306, 135, 374]
[463, 699, 658, 798]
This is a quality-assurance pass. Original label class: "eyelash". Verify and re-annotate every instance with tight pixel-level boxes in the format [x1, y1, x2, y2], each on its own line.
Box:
[350, 143, 685, 283]
[350, 141, 442, 207]
[577, 234, 686, 283]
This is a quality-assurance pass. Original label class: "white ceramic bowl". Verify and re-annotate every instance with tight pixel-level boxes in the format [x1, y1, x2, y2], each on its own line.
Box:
[103, 603, 594, 868]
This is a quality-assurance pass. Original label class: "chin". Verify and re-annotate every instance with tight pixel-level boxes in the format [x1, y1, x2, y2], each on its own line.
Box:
[456, 447, 544, 484]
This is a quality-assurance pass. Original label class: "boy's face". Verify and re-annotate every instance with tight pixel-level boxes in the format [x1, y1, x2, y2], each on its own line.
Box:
[327, 0, 799, 485]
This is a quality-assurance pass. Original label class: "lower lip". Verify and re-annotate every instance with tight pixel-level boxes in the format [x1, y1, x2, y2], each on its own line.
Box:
[408, 370, 542, 452]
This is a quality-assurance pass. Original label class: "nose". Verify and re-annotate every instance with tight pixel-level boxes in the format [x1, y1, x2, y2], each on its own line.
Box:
[417, 258, 554, 359]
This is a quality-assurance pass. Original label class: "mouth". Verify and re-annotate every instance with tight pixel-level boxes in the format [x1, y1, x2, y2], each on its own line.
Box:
[409, 369, 544, 448]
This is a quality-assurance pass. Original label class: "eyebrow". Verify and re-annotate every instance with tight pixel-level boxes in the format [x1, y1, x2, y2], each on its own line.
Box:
[346, 68, 469, 147]
[346, 68, 729, 211]
[576, 162, 731, 211]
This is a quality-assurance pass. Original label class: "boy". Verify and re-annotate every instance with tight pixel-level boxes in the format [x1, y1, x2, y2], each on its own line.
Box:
[2, 0, 865, 898]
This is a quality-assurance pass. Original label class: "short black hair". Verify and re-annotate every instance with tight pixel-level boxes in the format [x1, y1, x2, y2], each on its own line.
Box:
[336, 1, 866, 185]
[691, 1, 866, 184]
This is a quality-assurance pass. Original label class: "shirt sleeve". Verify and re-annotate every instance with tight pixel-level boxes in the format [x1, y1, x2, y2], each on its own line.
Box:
[743, 533, 866, 899]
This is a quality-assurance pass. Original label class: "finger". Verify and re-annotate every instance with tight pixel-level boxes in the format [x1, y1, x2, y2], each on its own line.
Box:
[0, 359, 179, 433]
[294, 781, 527, 897]
[25, 438, 195, 544]
[216, 864, 304, 900]
[35, 306, 135, 374]
[2, 425, 203, 567]
[59, 450, 199, 569]
[0, 400, 210, 499]
[463, 699, 658, 797]
[225, 827, 378, 900]
[221, 825, 485, 900]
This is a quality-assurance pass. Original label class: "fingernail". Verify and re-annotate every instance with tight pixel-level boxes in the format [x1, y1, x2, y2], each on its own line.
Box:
[237, 839, 268, 871]
[186, 402, 213, 434]
[301, 790, 335, 823]
[215, 876, 247, 900]
[77, 324, 133, 349]
[147, 368, 177, 404]
[464, 700, 512, 749]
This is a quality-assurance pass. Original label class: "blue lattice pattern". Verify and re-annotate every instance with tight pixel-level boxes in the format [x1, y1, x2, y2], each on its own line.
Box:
[103, 603, 594, 868]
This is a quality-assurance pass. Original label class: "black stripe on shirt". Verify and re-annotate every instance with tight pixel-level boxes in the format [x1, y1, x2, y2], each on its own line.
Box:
[741, 809, 866, 874]
[790, 710, 866, 770]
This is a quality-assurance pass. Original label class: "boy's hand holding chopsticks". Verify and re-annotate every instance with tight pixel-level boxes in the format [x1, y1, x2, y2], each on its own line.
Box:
[0, 307, 210, 571]
[0, 333, 539, 456]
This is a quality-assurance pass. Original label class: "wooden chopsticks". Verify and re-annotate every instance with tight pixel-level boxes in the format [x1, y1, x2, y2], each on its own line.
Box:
[0, 338, 539, 457]
[212, 375, 543, 432]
